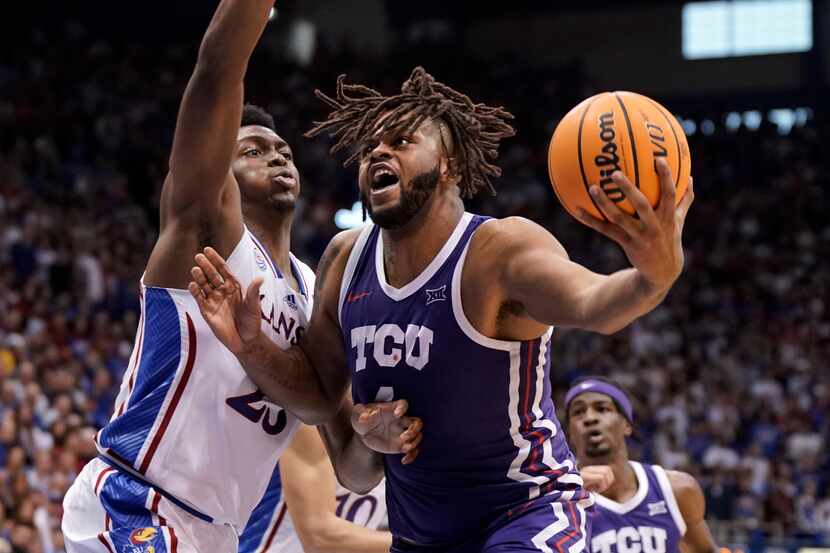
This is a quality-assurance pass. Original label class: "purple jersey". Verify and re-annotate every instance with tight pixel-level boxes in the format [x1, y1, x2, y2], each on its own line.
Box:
[339, 212, 584, 546]
[590, 462, 687, 553]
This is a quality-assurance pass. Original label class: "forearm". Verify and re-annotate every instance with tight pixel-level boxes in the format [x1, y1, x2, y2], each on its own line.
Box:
[196, 0, 273, 79]
[577, 268, 669, 334]
[318, 404, 385, 494]
[299, 516, 392, 553]
[238, 332, 340, 424]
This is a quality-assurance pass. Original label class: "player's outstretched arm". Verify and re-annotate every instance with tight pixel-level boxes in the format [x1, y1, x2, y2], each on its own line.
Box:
[166, 0, 273, 218]
[279, 425, 393, 553]
[668, 471, 719, 553]
[148, 0, 274, 287]
[488, 159, 694, 334]
[189, 233, 354, 423]
[190, 231, 415, 430]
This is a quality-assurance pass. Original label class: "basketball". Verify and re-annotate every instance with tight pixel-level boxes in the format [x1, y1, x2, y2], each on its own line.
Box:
[547, 91, 691, 221]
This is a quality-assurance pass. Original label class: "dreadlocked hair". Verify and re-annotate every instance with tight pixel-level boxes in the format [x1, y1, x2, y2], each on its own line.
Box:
[304, 66, 516, 198]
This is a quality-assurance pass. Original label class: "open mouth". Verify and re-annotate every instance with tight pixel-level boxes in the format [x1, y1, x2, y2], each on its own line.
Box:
[587, 430, 604, 444]
[370, 166, 400, 192]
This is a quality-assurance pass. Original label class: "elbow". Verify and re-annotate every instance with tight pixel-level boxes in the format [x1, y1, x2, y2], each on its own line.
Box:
[590, 320, 628, 335]
[297, 520, 338, 553]
[340, 476, 380, 496]
[333, 466, 383, 495]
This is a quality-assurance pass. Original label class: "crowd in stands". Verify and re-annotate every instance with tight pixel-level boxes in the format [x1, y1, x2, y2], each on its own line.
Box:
[0, 17, 827, 553]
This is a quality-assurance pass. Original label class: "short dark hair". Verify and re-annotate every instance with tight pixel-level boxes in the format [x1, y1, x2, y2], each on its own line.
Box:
[305, 66, 516, 198]
[241, 104, 276, 131]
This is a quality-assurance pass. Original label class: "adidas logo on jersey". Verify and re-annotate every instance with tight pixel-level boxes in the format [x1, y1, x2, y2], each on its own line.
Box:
[284, 294, 298, 311]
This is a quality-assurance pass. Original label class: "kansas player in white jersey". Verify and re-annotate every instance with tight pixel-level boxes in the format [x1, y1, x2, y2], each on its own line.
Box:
[239, 425, 390, 553]
[189, 66, 694, 552]
[61, 2, 421, 551]
[565, 379, 718, 553]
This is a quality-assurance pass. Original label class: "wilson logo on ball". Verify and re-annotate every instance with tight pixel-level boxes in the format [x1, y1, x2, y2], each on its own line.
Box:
[595, 111, 625, 203]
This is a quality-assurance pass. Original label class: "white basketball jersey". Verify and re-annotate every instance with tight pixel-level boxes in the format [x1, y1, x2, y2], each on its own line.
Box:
[95, 228, 314, 529]
[265, 480, 388, 553]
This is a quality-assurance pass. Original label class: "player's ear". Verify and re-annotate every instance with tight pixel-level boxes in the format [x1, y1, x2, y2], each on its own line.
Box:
[440, 156, 461, 187]
[623, 421, 633, 438]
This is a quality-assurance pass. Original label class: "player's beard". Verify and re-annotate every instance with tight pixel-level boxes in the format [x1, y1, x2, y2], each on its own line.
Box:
[361, 166, 439, 230]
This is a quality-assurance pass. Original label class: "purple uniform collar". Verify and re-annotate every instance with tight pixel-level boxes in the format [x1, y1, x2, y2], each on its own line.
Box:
[565, 379, 633, 422]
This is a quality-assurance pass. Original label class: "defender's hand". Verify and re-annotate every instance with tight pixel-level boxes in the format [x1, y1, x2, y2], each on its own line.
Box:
[580, 465, 615, 493]
[188, 247, 263, 354]
[575, 159, 695, 292]
[352, 399, 423, 465]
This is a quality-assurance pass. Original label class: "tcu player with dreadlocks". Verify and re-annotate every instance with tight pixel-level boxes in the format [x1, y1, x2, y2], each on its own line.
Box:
[189, 66, 694, 552]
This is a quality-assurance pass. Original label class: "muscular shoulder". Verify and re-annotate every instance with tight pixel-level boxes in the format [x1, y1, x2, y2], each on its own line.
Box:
[468, 216, 569, 274]
[314, 227, 365, 302]
[666, 469, 705, 520]
[321, 227, 364, 275]
[328, 227, 363, 257]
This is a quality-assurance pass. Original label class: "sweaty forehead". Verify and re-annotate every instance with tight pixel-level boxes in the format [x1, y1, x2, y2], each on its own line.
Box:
[237, 126, 287, 148]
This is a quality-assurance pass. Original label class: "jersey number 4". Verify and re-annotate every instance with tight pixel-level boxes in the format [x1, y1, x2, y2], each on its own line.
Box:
[226, 390, 287, 435]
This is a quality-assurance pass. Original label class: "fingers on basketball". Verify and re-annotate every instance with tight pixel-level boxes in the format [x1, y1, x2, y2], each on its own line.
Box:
[611, 172, 656, 227]
[576, 206, 630, 245]
[655, 158, 676, 222]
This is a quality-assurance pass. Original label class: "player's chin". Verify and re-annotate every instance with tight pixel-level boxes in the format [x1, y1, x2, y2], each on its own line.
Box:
[267, 193, 297, 212]
[584, 444, 613, 460]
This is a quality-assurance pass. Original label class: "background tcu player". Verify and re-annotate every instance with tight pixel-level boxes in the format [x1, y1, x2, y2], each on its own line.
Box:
[565, 378, 718, 553]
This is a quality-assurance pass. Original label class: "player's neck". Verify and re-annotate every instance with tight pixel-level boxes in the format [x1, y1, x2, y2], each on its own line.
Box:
[245, 209, 293, 275]
[380, 192, 464, 288]
[603, 456, 639, 503]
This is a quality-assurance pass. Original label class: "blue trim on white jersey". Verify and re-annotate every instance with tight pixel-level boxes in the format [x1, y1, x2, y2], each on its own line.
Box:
[98, 455, 214, 523]
[97, 288, 182, 466]
[289, 256, 308, 298]
[239, 464, 283, 553]
[99, 467, 156, 530]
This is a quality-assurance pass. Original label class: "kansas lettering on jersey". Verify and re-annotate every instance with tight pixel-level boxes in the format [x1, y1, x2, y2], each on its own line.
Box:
[95, 228, 314, 528]
[239, 464, 387, 553]
[591, 462, 687, 553]
[339, 212, 586, 546]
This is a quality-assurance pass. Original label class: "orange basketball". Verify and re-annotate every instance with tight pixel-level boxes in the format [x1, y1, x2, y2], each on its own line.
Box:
[547, 91, 690, 221]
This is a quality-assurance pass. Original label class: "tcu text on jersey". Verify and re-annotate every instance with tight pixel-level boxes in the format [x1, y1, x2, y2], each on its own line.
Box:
[350, 324, 434, 371]
[592, 527, 669, 553]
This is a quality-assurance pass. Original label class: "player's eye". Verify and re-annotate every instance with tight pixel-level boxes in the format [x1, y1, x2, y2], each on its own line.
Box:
[360, 142, 376, 157]
[245, 149, 261, 157]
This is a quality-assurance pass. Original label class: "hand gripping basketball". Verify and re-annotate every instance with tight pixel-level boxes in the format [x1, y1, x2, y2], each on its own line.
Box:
[576, 159, 694, 292]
